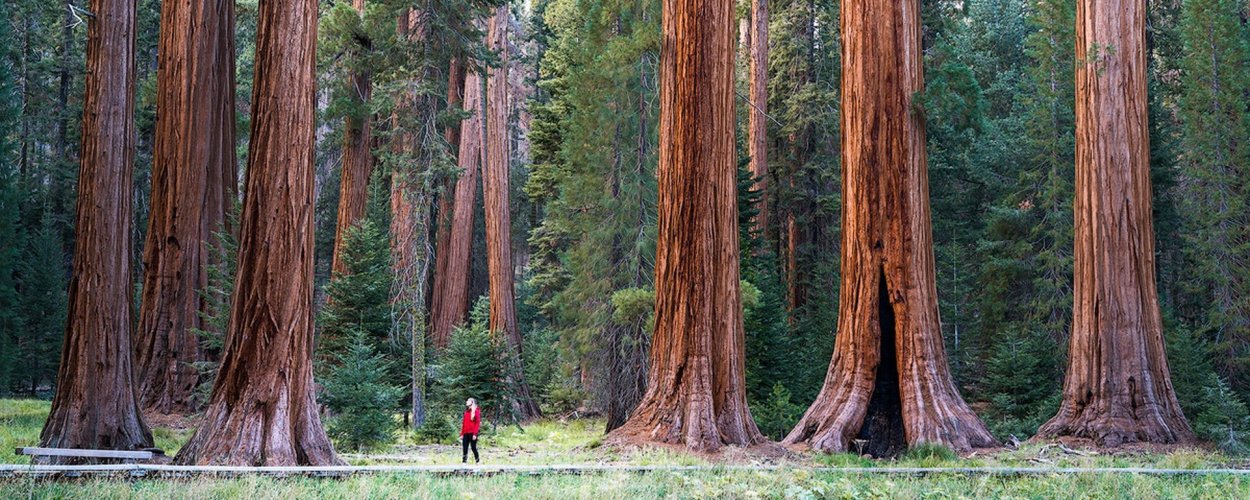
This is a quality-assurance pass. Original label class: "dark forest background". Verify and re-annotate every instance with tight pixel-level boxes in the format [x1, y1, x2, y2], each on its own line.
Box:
[2, 0, 1249, 449]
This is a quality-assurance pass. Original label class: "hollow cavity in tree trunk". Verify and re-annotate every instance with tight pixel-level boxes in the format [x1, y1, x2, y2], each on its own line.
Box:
[856, 272, 906, 458]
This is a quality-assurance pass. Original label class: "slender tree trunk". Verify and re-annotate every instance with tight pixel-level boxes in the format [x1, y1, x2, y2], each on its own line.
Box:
[390, 7, 441, 428]
[483, 7, 540, 420]
[1036, 0, 1192, 446]
[174, 0, 340, 466]
[748, 0, 769, 235]
[135, 0, 238, 416]
[331, 0, 374, 277]
[606, 0, 763, 452]
[782, 0, 994, 455]
[432, 66, 480, 349]
[39, 0, 153, 460]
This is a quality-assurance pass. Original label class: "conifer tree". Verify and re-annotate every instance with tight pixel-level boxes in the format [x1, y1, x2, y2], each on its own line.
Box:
[1176, 0, 1250, 391]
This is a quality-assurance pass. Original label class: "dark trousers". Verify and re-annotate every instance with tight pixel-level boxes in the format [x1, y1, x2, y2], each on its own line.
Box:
[462, 433, 478, 463]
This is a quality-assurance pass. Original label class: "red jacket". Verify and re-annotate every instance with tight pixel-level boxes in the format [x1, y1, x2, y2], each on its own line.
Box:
[461, 407, 481, 436]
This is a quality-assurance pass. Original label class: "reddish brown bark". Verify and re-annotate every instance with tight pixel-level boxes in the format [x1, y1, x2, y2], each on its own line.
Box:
[605, 0, 763, 452]
[431, 66, 480, 349]
[748, 0, 768, 235]
[482, 7, 540, 420]
[331, 0, 374, 277]
[430, 57, 466, 298]
[135, 0, 238, 415]
[483, 7, 519, 349]
[173, 0, 340, 466]
[782, 0, 994, 455]
[39, 0, 154, 458]
[1036, 0, 1192, 446]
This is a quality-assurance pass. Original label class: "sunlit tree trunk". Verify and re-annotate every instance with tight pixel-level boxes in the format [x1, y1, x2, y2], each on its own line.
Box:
[605, 0, 763, 452]
[1036, 0, 1192, 446]
[174, 0, 340, 466]
[783, 0, 995, 455]
[135, 0, 237, 415]
[39, 0, 153, 459]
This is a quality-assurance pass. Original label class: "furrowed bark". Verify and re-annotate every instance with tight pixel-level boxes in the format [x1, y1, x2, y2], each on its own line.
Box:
[482, 7, 541, 420]
[135, 0, 238, 415]
[748, 0, 769, 236]
[783, 0, 995, 455]
[331, 0, 374, 277]
[39, 0, 153, 459]
[432, 65, 480, 349]
[174, 0, 340, 466]
[605, 0, 764, 452]
[1036, 0, 1192, 446]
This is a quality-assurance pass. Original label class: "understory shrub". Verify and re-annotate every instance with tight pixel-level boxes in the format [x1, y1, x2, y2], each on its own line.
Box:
[321, 332, 404, 452]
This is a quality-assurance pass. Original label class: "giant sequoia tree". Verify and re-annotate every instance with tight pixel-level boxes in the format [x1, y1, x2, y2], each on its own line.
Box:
[431, 66, 481, 349]
[748, 0, 768, 235]
[782, 0, 994, 455]
[605, 0, 763, 452]
[174, 0, 340, 465]
[135, 0, 237, 415]
[39, 0, 153, 456]
[331, 0, 374, 277]
[482, 6, 541, 419]
[1036, 0, 1192, 446]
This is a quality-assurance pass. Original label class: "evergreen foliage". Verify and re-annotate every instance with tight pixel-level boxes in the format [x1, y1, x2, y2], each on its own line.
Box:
[321, 332, 405, 452]
[1195, 374, 1250, 455]
[433, 298, 511, 426]
[189, 204, 240, 409]
[1176, 0, 1250, 394]
[317, 219, 397, 378]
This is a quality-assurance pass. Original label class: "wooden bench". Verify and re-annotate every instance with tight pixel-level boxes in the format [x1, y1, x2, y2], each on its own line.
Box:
[15, 447, 161, 463]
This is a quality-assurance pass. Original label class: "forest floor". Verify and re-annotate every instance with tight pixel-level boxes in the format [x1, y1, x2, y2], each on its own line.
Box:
[3, 398, 1250, 498]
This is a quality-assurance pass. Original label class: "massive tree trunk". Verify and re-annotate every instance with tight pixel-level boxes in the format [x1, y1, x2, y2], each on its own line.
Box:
[431, 66, 480, 349]
[174, 0, 340, 466]
[605, 0, 763, 452]
[1036, 0, 1192, 446]
[782, 0, 994, 456]
[39, 0, 154, 458]
[430, 58, 466, 305]
[748, 0, 768, 236]
[331, 0, 374, 277]
[135, 0, 238, 416]
[483, 7, 541, 420]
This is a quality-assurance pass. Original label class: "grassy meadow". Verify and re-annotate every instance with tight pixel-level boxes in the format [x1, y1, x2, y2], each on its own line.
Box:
[4, 399, 1250, 498]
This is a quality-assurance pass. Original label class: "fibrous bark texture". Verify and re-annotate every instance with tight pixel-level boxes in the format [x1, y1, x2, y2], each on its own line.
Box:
[331, 0, 374, 277]
[135, 0, 238, 415]
[605, 0, 764, 452]
[748, 0, 768, 235]
[1036, 0, 1192, 446]
[39, 0, 154, 459]
[174, 0, 340, 466]
[432, 66, 480, 349]
[389, 6, 441, 428]
[483, 7, 540, 420]
[782, 0, 994, 455]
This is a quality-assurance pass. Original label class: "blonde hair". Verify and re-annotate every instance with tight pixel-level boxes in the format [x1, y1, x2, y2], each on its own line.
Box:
[467, 398, 477, 406]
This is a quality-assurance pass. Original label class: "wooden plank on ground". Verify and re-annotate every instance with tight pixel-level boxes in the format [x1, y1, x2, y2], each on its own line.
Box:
[14, 447, 154, 460]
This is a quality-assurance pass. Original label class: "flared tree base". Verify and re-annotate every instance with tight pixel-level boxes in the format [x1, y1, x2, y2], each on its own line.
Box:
[1038, 402, 1194, 447]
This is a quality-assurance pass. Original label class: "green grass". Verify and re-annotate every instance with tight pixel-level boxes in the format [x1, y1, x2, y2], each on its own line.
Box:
[2, 470, 1249, 499]
[5, 398, 1250, 498]
[1, 399, 47, 462]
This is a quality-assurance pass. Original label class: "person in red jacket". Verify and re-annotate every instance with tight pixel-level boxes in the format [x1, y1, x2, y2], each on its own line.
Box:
[461, 398, 481, 463]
